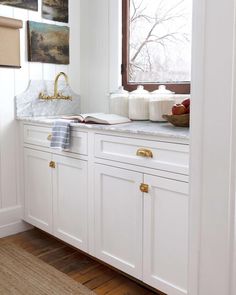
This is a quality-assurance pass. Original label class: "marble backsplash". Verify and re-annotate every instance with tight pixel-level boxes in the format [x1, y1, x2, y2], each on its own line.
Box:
[15, 80, 80, 118]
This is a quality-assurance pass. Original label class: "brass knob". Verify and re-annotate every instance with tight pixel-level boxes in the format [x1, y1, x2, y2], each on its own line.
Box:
[140, 183, 149, 193]
[49, 161, 56, 169]
[47, 134, 52, 141]
[136, 148, 153, 158]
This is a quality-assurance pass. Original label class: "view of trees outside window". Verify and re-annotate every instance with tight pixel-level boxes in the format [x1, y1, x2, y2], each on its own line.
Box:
[129, 0, 192, 83]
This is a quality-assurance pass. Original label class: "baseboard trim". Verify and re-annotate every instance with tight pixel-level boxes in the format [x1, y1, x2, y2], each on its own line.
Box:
[0, 220, 32, 238]
[0, 206, 32, 238]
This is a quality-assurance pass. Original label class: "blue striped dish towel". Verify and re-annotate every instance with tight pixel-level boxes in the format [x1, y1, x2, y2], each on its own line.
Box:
[50, 119, 76, 151]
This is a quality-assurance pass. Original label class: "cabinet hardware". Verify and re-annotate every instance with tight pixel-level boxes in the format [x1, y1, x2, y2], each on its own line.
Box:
[140, 183, 149, 193]
[49, 161, 56, 169]
[47, 134, 52, 141]
[136, 148, 153, 158]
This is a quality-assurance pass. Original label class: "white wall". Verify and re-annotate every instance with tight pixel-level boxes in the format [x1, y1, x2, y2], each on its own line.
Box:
[80, 0, 121, 113]
[190, 0, 236, 294]
[0, 0, 80, 237]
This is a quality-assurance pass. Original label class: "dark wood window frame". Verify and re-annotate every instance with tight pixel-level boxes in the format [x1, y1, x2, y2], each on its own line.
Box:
[122, 0, 191, 94]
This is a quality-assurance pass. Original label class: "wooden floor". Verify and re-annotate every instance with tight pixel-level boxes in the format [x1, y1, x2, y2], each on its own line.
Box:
[2, 228, 163, 295]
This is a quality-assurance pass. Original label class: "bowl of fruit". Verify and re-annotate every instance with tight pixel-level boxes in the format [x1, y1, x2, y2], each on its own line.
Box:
[162, 98, 190, 127]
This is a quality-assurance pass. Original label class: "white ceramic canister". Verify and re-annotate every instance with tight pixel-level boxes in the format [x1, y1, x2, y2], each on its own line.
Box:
[129, 85, 150, 120]
[149, 85, 175, 122]
[109, 86, 129, 117]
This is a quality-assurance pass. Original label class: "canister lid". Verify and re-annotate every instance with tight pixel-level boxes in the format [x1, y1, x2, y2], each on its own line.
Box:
[130, 85, 149, 95]
[151, 85, 174, 95]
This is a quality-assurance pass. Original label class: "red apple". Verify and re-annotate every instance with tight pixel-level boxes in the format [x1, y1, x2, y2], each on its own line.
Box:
[172, 104, 187, 115]
[185, 106, 190, 114]
[182, 98, 190, 108]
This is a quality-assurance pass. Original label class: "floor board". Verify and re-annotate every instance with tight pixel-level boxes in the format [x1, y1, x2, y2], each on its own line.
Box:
[2, 228, 164, 295]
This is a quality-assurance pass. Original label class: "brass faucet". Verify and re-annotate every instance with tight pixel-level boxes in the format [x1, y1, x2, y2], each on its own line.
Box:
[39, 72, 72, 100]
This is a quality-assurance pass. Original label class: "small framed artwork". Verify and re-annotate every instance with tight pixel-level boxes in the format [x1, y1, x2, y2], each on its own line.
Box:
[0, 0, 38, 11]
[27, 21, 69, 65]
[42, 0, 68, 23]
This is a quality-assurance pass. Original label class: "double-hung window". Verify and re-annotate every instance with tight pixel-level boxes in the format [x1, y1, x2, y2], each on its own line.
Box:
[122, 0, 192, 94]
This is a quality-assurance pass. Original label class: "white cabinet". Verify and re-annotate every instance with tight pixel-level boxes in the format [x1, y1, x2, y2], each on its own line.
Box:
[94, 164, 143, 279]
[94, 163, 189, 294]
[24, 148, 88, 252]
[53, 155, 88, 251]
[22, 122, 189, 295]
[24, 124, 88, 155]
[24, 148, 53, 233]
[95, 133, 189, 175]
[143, 174, 189, 295]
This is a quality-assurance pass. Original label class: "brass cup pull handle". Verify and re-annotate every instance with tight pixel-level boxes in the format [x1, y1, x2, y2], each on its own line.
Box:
[136, 148, 153, 158]
[140, 183, 149, 193]
[47, 134, 52, 141]
[49, 161, 56, 169]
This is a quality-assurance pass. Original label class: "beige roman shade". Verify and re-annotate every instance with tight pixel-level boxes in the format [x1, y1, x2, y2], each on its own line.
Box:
[0, 16, 23, 68]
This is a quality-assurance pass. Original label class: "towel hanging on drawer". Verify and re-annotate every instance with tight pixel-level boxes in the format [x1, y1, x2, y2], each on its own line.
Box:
[50, 119, 78, 151]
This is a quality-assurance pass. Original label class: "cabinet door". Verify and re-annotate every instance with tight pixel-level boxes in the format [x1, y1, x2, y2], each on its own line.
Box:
[143, 174, 189, 295]
[94, 164, 143, 279]
[24, 148, 53, 233]
[53, 155, 88, 251]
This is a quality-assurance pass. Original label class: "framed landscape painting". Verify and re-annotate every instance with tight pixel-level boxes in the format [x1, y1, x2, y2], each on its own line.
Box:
[27, 21, 69, 65]
[42, 0, 68, 23]
[0, 0, 38, 11]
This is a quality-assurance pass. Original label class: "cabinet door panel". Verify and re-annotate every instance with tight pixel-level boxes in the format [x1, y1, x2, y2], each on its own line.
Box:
[94, 164, 143, 279]
[24, 148, 52, 233]
[53, 155, 88, 251]
[143, 175, 189, 295]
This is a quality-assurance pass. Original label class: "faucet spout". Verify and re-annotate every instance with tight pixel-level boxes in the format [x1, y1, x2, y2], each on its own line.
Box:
[54, 72, 69, 98]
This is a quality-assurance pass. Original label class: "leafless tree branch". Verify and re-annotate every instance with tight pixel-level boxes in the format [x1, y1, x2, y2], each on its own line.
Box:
[129, 0, 189, 75]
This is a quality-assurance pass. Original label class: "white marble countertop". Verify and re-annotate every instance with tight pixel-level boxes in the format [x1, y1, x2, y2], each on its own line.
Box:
[17, 116, 190, 141]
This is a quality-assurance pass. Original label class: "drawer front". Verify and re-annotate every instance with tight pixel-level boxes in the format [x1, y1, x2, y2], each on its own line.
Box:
[24, 125, 51, 147]
[94, 134, 189, 175]
[24, 125, 88, 155]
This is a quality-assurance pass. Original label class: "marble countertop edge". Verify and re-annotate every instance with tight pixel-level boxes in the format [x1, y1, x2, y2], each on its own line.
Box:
[16, 116, 190, 141]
